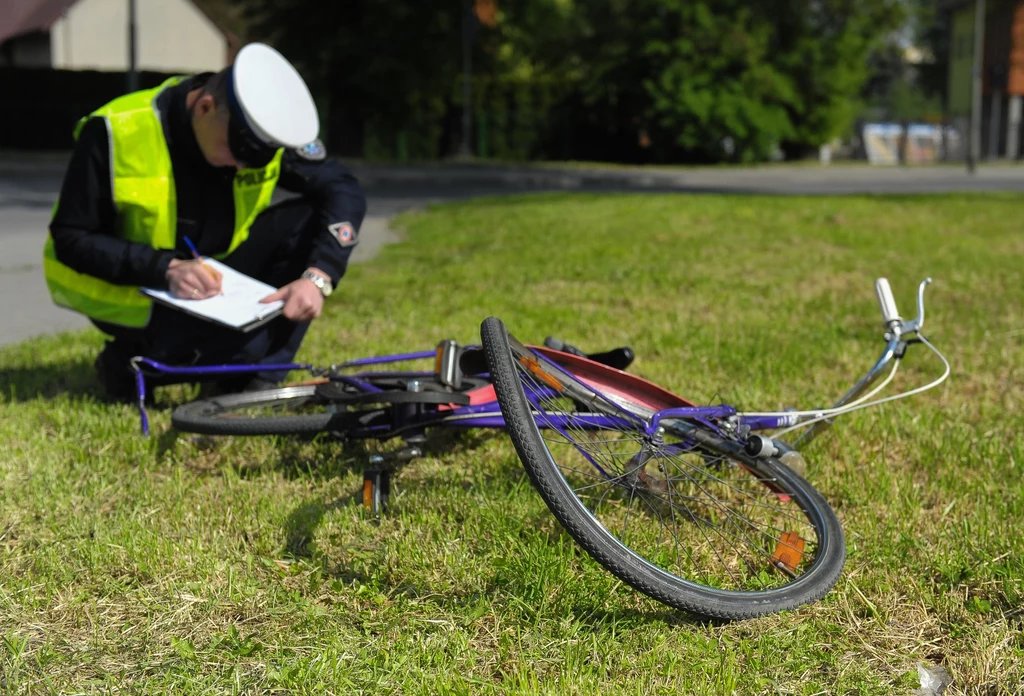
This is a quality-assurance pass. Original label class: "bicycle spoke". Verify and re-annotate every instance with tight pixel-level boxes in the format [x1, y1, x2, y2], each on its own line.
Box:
[511, 349, 823, 592]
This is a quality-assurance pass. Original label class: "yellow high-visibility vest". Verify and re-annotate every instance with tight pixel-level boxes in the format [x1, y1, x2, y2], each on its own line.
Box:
[43, 77, 283, 328]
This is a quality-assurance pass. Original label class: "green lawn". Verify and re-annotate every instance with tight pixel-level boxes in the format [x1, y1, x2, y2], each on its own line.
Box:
[1, 193, 1022, 694]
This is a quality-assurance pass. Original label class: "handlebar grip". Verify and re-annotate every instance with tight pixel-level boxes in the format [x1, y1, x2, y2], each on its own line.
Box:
[874, 278, 901, 324]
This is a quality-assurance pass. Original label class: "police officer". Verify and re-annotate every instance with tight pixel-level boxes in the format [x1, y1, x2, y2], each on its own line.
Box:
[44, 43, 366, 400]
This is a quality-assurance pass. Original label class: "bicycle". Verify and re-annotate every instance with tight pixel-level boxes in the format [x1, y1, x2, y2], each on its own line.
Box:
[133, 340, 634, 515]
[479, 278, 949, 619]
[156, 277, 946, 619]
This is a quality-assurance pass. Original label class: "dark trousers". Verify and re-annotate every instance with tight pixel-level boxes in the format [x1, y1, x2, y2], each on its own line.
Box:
[94, 198, 319, 392]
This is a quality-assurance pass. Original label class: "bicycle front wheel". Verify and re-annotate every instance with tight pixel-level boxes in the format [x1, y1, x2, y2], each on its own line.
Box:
[481, 317, 845, 620]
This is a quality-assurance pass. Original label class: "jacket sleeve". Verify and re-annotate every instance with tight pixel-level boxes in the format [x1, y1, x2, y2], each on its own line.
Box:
[277, 144, 367, 287]
[48, 117, 178, 288]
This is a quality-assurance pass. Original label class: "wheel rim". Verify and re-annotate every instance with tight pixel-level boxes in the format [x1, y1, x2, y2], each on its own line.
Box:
[194, 385, 328, 418]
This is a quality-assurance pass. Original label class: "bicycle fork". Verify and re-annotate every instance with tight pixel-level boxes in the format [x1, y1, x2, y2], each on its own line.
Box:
[792, 337, 903, 449]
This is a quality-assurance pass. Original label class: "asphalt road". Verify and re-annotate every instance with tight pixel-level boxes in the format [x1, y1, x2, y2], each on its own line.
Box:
[0, 166, 433, 345]
[3, 156, 1023, 346]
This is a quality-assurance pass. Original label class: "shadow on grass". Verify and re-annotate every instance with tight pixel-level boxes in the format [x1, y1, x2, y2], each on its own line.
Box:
[538, 601, 717, 628]
[0, 353, 196, 407]
[282, 502, 721, 627]
[277, 428, 503, 562]
[284, 497, 350, 559]
[276, 433, 480, 558]
[275, 433, 731, 629]
[0, 357, 101, 402]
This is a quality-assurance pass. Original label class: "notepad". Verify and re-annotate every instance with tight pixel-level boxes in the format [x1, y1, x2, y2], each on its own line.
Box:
[140, 258, 285, 332]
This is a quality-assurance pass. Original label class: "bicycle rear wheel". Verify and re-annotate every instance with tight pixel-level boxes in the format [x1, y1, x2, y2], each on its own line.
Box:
[171, 378, 471, 437]
[481, 317, 845, 619]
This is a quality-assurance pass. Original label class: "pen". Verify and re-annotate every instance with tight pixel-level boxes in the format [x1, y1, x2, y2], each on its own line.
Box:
[183, 236, 220, 284]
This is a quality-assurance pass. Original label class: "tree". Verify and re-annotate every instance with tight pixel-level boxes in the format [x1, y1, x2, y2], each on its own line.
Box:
[767, 0, 908, 158]
[527, 0, 905, 162]
[640, 2, 798, 162]
[244, 0, 471, 157]
[501, 0, 798, 163]
[907, 0, 949, 103]
[245, 0, 906, 163]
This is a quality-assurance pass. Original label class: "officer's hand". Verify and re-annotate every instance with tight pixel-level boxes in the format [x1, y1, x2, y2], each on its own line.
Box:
[166, 259, 223, 300]
[260, 277, 324, 322]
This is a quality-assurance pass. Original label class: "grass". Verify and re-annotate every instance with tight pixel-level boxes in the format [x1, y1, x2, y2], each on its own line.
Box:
[1, 192, 1022, 694]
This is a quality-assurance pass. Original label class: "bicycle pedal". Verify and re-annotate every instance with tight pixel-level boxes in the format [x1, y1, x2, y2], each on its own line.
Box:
[363, 467, 391, 518]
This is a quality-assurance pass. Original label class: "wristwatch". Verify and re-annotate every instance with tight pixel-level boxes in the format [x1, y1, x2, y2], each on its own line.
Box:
[302, 270, 333, 297]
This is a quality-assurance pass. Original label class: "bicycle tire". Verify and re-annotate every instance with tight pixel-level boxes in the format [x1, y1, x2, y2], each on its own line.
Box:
[481, 316, 845, 620]
[172, 385, 351, 436]
[171, 380, 469, 437]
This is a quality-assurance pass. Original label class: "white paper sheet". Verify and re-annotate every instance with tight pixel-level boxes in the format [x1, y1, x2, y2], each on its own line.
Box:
[141, 258, 284, 330]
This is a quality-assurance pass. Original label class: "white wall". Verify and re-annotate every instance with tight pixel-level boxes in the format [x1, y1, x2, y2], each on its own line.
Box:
[51, 0, 227, 73]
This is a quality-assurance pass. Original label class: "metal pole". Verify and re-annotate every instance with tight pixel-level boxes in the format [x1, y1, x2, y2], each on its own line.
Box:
[127, 0, 138, 93]
[988, 88, 1003, 159]
[459, 0, 474, 159]
[1007, 95, 1022, 160]
[969, 0, 985, 173]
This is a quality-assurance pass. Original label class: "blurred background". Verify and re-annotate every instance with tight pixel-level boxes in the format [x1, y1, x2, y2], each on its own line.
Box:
[0, 0, 1017, 166]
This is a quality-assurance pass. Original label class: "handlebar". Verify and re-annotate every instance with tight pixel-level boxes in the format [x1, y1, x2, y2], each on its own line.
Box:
[873, 277, 932, 338]
[789, 276, 940, 448]
[874, 278, 901, 326]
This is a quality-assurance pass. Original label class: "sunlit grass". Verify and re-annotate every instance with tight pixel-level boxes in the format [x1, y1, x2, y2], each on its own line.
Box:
[1, 192, 1021, 694]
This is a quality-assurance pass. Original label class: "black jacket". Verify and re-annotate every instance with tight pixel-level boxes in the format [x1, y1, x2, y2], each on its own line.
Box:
[49, 74, 366, 289]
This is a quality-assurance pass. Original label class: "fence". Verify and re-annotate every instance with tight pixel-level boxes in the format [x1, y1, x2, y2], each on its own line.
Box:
[362, 75, 575, 162]
[0, 67, 178, 150]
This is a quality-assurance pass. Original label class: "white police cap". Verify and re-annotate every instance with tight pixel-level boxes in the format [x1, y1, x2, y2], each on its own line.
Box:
[231, 43, 319, 149]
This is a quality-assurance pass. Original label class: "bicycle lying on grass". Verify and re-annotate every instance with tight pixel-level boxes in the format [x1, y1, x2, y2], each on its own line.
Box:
[135, 339, 636, 514]
[142, 277, 947, 619]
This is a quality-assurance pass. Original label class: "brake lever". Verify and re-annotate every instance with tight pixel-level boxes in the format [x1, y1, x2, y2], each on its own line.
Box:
[898, 277, 932, 336]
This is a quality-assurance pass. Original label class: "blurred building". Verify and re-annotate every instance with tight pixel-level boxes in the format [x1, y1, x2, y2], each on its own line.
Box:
[0, 0, 235, 73]
[0, 0, 240, 150]
[944, 0, 1024, 159]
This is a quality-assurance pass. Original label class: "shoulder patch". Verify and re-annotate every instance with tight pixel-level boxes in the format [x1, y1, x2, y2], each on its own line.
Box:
[296, 138, 327, 161]
[328, 221, 358, 247]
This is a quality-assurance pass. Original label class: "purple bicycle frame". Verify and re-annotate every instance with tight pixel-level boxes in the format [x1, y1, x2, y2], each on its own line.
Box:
[130, 348, 438, 436]
[525, 347, 798, 436]
[132, 347, 792, 440]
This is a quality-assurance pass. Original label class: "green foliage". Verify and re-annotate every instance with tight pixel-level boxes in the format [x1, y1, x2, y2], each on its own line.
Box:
[544, 0, 905, 160]
[860, 0, 946, 127]
[244, 0, 905, 162]
[640, 2, 798, 162]
[464, 76, 567, 161]
[513, 0, 907, 161]
[907, 0, 949, 102]
[244, 0, 464, 155]
[768, 0, 907, 155]
[886, 77, 944, 123]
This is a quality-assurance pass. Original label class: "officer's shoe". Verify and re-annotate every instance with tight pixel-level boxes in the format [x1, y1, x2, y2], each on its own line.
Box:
[94, 343, 143, 403]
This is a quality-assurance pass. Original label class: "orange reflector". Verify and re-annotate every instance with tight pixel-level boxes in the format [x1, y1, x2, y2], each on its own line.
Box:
[363, 479, 374, 510]
[434, 346, 444, 375]
[772, 531, 805, 573]
[518, 355, 564, 392]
